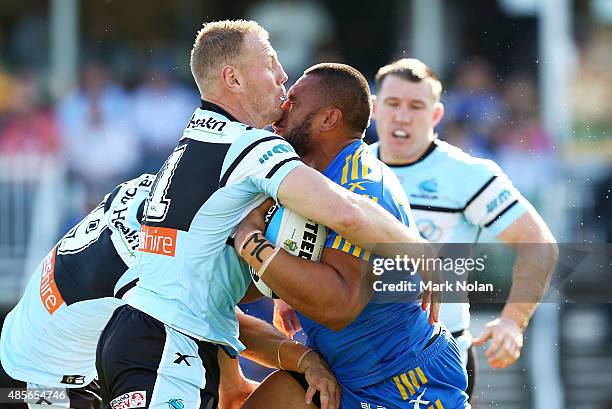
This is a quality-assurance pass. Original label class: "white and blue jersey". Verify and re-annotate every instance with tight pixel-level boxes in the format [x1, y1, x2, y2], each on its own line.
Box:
[0, 174, 154, 388]
[370, 139, 528, 334]
[127, 101, 303, 354]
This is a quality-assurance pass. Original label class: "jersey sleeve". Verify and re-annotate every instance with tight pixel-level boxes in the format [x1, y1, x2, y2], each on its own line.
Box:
[324, 230, 372, 261]
[221, 132, 303, 202]
[463, 161, 528, 237]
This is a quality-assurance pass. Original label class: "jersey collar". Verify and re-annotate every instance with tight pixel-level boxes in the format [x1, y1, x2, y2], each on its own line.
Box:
[200, 99, 240, 123]
[323, 139, 363, 178]
[377, 138, 439, 168]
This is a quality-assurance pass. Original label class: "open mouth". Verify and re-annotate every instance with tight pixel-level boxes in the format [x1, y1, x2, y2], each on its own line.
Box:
[392, 129, 410, 139]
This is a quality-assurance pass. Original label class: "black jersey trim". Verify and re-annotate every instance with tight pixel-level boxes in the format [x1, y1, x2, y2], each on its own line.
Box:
[377, 140, 438, 168]
[136, 200, 146, 224]
[264, 157, 301, 179]
[200, 100, 239, 123]
[483, 200, 519, 228]
[115, 278, 139, 299]
[410, 204, 464, 213]
[464, 176, 497, 209]
[104, 184, 124, 213]
[219, 136, 286, 187]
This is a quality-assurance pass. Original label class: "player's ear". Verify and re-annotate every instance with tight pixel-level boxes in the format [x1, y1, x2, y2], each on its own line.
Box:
[221, 65, 242, 93]
[432, 102, 444, 128]
[319, 107, 342, 132]
[371, 95, 378, 118]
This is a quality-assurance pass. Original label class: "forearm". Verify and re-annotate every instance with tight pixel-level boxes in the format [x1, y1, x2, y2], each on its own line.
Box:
[501, 241, 558, 329]
[278, 166, 426, 254]
[263, 251, 370, 329]
[238, 232, 370, 329]
[237, 310, 313, 372]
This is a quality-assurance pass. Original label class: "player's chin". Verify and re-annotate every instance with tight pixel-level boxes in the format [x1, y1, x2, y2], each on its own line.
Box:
[268, 108, 284, 128]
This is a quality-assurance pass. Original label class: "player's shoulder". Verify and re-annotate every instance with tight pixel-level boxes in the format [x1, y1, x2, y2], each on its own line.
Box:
[435, 139, 503, 178]
[350, 143, 408, 210]
[105, 174, 155, 211]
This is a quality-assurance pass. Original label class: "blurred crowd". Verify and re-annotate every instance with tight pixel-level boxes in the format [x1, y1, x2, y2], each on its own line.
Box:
[0, 56, 557, 208]
[0, 0, 611, 243]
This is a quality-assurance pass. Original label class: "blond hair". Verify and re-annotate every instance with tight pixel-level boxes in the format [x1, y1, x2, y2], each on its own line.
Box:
[190, 19, 269, 94]
[375, 58, 443, 102]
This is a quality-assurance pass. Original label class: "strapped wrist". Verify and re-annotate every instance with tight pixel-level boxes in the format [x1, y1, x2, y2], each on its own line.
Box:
[239, 231, 280, 277]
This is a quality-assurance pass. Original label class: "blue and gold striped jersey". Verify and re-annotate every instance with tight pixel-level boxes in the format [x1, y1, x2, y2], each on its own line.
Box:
[323, 140, 418, 260]
[297, 140, 433, 390]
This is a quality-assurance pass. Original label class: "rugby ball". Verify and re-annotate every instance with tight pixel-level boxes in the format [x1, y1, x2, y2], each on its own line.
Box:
[250, 204, 328, 298]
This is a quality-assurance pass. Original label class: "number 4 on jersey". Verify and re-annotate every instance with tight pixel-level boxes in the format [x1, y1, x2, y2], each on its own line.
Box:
[146, 145, 186, 223]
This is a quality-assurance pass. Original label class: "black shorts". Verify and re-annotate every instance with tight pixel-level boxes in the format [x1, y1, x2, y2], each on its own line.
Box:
[96, 305, 220, 409]
[0, 359, 100, 409]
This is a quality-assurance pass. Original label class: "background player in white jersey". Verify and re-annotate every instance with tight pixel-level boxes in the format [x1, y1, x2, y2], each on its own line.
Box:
[96, 20, 431, 409]
[368, 58, 558, 398]
[0, 174, 154, 409]
[0, 174, 340, 409]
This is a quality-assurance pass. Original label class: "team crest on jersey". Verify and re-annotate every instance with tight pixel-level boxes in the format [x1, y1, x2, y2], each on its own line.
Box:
[110, 391, 146, 409]
[410, 179, 439, 200]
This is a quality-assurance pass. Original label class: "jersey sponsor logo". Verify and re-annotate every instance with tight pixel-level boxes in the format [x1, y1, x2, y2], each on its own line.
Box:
[140, 225, 177, 257]
[186, 113, 227, 135]
[258, 144, 293, 164]
[486, 189, 511, 214]
[111, 205, 140, 256]
[167, 398, 184, 409]
[39, 247, 64, 315]
[173, 352, 196, 366]
[110, 391, 146, 409]
[409, 388, 430, 409]
[61, 375, 85, 385]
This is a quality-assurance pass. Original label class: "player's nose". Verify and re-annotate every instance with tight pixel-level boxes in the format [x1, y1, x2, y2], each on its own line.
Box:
[277, 63, 289, 85]
[394, 106, 412, 124]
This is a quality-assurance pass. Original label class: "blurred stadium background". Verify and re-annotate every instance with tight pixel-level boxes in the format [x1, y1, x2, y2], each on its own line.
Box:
[0, 0, 610, 408]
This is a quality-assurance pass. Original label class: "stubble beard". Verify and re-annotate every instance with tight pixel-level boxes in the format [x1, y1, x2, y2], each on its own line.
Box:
[284, 112, 315, 157]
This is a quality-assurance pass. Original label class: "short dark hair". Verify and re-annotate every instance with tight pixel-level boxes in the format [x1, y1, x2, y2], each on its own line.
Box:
[303, 63, 372, 135]
[374, 58, 442, 102]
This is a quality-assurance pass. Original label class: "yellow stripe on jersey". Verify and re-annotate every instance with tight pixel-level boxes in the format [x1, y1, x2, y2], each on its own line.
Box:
[416, 367, 428, 385]
[400, 373, 416, 395]
[435, 399, 444, 409]
[409, 370, 421, 390]
[362, 161, 369, 178]
[331, 235, 342, 250]
[351, 146, 362, 180]
[341, 240, 352, 253]
[393, 376, 408, 400]
[341, 155, 351, 185]
[351, 246, 362, 258]
[363, 250, 372, 261]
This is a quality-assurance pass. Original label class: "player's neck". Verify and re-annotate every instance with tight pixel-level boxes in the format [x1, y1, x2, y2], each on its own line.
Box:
[303, 136, 356, 172]
[202, 95, 265, 128]
[380, 134, 436, 166]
